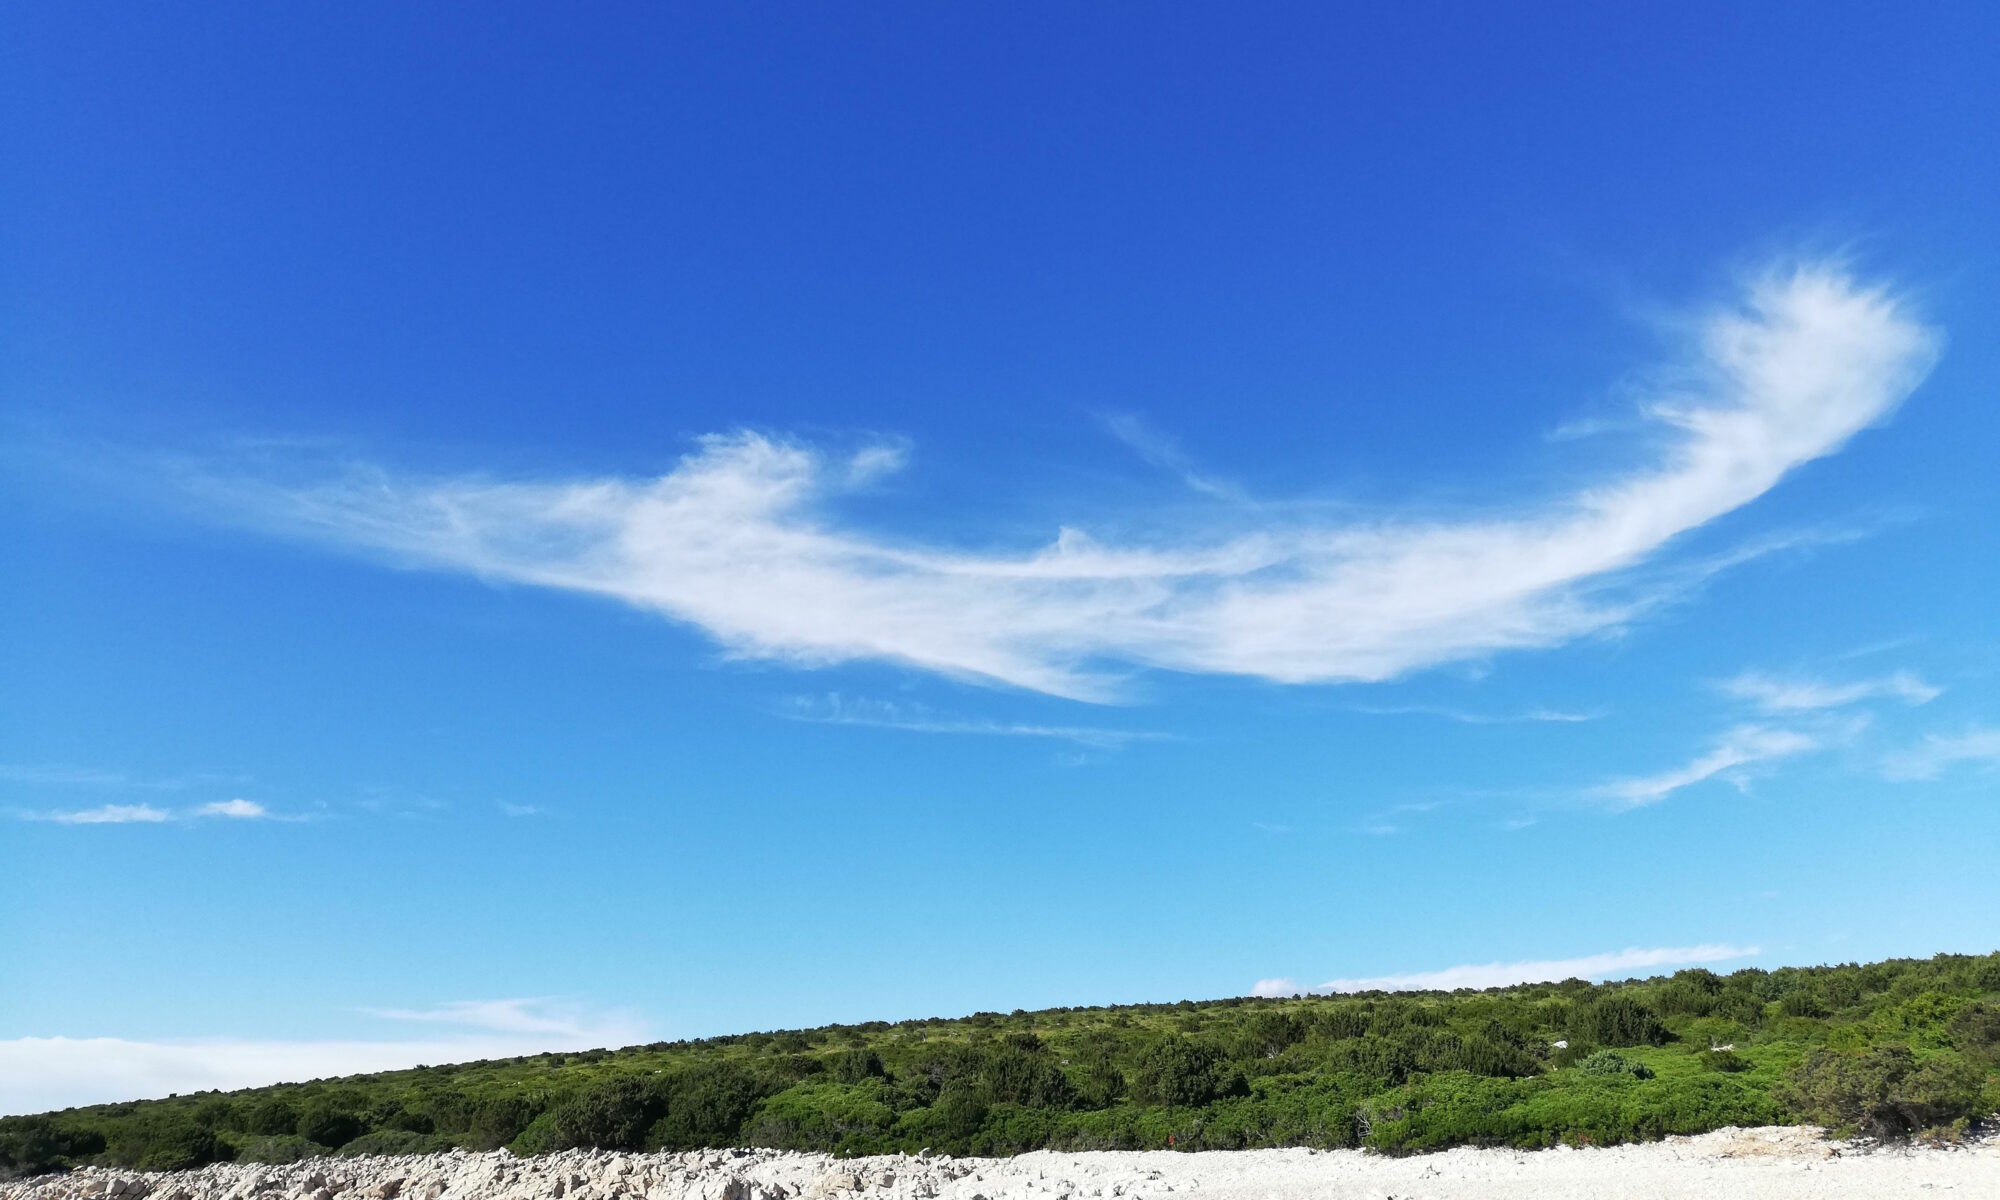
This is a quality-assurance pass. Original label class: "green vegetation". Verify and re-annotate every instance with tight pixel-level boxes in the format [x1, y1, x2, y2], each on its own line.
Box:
[5, 952, 1998, 1178]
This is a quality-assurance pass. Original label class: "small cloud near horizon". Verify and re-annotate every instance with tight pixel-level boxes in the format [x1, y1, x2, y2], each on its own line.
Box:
[0, 999, 650, 1116]
[26, 803, 172, 825]
[1253, 942, 1759, 997]
[195, 799, 269, 819]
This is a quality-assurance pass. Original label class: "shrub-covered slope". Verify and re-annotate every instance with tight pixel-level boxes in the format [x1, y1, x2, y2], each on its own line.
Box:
[6, 952, 1998, 1177]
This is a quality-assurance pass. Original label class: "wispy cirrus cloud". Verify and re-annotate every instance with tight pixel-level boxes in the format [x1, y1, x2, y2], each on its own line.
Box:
[0, 763, 247, 791]
[1720, 669, 1940, 712]
[1097, 412, 1246, 501]
[360, 998, 625, 1039]
[175, 265, 1936, 702]
[28, 803, 173, 825]
[22, 798, 284, 824]
[774, 693, 1166, 750]
[1591, 725, 1821, 809]
[1350, 703, 1603, 725]
[1883, 727, 2000, 782]
[1253, 942, 1759, 997]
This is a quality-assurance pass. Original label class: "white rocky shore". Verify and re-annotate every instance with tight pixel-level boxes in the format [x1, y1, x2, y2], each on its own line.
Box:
[6, 1127, 1997, 1200]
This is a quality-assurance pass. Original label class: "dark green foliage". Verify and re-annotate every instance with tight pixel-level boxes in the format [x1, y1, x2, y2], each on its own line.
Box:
[549, 1076, 659, 1152]
[464, 1097, 536, 1150]
[1779, 1047, 1985, 1139]
[295, 1100, 365, 1149]
[645, 1062, 771, 1149]
[1577, 1049, 1654, 1080]
[1133, 1037, 1228, 1108]
[1780, 987, 1828, 1018]
[230, 1134, 322, 1165]
[0, 1116, 107, 1179]
[831, 1049, 886, 1084]
[127, 1120, 230, 1171]
[14, 949, 1999, 1172]
[1571, 996, 1668, 1048]
[1949, 1003, 2000, 1064]
[336, 1129, 442, 1157]
[242, 1098, 299, 1137]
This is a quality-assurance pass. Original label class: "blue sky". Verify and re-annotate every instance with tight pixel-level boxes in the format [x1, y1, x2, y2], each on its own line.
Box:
[3, 4, 1998, 1114]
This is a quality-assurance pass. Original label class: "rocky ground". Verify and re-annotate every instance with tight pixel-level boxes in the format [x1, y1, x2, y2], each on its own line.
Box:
[6, 1127, 1998, 1200]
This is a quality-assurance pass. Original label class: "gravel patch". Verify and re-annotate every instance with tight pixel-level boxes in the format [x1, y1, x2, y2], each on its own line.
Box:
[7, 1126, 1997, 1200]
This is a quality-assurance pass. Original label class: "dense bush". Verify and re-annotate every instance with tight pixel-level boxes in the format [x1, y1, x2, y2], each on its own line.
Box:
[549, 1077, 659, 1151]
[1779, 1047, 1985, 1138]
[0, 1116, 106, 1179]
[295, 1100, 365, 1150]
[1133, 1038, 1232, 1108]
[1578, 1050, 1654, 1080]
[646, 1062, 771, 1149]
[1571, 996, 1668, 1048]
[10, 949, 1997, 1174]
[124, 1120, 230, 1171]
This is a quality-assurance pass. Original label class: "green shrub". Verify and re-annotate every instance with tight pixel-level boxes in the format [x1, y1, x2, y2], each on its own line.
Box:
[738, 1081, 900, 1154]
[506, 1112, 562, 1156]
[229, 1133, 322, 1165]
[1699, 1049, 1750, 1073]
[549, 1076, 659, 1151]
[832, 1048, 886, 1084]
[1577, 1050, 1654, 1080]
[242, 1097, 299, 1137]
[1571, 996, 1668, 1048]
[295, 1100, 364, 1149]
[1948, 1003, 1999, 1064]
[1779, 1047, 1985, 1139]
[0, 1116, 107, 1178]
[337, 1128, 439, 1157]
[132, 1121, 232, 1171]
[1134, 1038, 1234, 1108]
[646, 1062, 770, 1149]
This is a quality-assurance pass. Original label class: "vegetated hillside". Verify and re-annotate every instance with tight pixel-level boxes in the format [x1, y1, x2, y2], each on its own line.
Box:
[5, 953, 1998, 1178]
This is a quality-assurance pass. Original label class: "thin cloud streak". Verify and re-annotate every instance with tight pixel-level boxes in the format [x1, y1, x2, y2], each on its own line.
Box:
[1098, 412, 1247, 500]
[1351, 703, 1603, 725]
[1253, 943, 1759, 997]
[1883, 727, 2000, 781]
[27, 803, 172, 825]
[185, 265, 1937, 701]
[1592, 725, 1820, 809]
[775, 694, 1166, 750]
[21, 798, 293, 824]
[360, 998, 616, 1039]
[1721, 670, 1940, 711]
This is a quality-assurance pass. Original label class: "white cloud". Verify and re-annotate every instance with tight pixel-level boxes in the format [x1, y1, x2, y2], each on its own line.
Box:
[0, 1001, 649, 1116]
[1265, 943, 1759, 996]
[20, 798, 292, 824]
[194, 798, 268, 819]
[499, 801, 547, 817]
[1592, 725, 1820, 808]
[1721, 669, 1940, 711]
[774, 693, 1166, 749]
[188, 265, 1936, 701]
[1098, 412, 1246, 500]
[1883, 727, 2000, 782]
[30, 803, 172, 825]
[359, 998, 614, 1038]
[1350, 703, 1602, 725]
